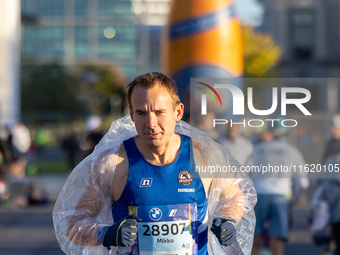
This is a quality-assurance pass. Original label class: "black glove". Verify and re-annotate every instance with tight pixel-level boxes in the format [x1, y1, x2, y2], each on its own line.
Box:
[102, 215, 142, 247]
[211, 217, 236, 246]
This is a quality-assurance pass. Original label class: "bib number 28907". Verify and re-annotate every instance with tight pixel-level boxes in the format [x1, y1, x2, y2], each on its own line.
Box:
[142, 222, 186, 236]
[134, 203, 197, 255]
[138, 219, 192, 254]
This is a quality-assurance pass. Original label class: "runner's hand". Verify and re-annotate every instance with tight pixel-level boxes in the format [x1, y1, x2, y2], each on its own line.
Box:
[211, 217, 236, 246]
[101, 215, 142, 247]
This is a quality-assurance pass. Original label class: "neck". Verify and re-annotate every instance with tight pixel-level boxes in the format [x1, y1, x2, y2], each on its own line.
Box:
[135, 134, 181, 166]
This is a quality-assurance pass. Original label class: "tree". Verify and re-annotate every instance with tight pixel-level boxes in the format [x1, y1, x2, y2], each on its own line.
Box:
[77, 65, 127, 115]
[242, 26, 281, 77]
[21, 64, 81, 119]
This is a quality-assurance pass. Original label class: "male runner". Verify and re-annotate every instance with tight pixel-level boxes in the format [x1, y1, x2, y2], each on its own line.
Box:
[54, 72, 255, 255]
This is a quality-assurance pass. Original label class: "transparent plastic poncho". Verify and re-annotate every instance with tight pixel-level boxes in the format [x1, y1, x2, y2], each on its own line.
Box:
[53, 116, 257, 255]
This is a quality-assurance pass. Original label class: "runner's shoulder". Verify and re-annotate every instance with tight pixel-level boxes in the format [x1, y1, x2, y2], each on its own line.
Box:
[191, 137, 226, 166]
[90, 142, 128, 176]
[191, 138, 206, 166]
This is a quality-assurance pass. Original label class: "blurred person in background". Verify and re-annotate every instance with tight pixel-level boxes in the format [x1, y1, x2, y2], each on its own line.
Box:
[0, 126, 15, 202]
[199, 111, 219, 141]
[250, 121, 273, 146]
[316, 154, 340, 255]
[0, 126, 14, 176]
[62, 127, 80, 171]
[5, 125, 13, 156]
[218, 124, 253, 165]
[82, 115, 104, 159]
[7, 121, 32, 208]
[310, 114, 340, 255]
[251, 130, 274, 146]
[10, 121, 31, 180]
[322, 114, 340, 164]
[246, 118, 309, 255]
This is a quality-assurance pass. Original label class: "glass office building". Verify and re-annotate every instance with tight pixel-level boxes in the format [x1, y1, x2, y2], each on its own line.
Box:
[21, 0, 139, 79]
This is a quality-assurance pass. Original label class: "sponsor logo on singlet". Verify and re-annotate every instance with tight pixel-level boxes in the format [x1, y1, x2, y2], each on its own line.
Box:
[149, 208, 162, 221]
[177, 170, 193, 186]
[140, 178, 153, 187]
[168, 209, 177, 217]
[178, 188, 195, 192]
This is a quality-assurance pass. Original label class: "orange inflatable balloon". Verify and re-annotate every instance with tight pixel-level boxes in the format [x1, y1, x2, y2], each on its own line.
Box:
[163, 0, 243, 109]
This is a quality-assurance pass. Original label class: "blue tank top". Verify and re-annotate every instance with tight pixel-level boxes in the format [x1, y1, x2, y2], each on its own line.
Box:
[112, 134, 208, 254]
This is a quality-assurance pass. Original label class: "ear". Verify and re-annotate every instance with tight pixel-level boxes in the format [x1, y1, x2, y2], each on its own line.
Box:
[175, 103, 184, 121]
[129, 106, 134, 122]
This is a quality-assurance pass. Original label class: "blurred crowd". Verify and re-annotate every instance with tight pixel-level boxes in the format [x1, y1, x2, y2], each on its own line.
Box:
[0, 114, 105, 210]
[0, 120, 45, 208]
[208, 115, 340, 255]
[61, 114, 104, 170]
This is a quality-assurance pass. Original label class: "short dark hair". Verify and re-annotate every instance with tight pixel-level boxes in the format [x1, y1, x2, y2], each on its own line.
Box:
[126, 72, 181, 110]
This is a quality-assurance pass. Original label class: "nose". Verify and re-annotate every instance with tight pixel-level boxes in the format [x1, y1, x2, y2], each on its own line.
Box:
[146, 113, 157, 128]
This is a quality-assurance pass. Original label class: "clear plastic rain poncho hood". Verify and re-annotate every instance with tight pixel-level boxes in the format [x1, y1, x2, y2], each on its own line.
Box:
[53, 116, 256, 255]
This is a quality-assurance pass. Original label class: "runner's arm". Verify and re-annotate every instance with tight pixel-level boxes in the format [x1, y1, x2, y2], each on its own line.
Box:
[192, 139, 245, 224]
[214, 178, 245, 224]
[66, 146, 126, 246]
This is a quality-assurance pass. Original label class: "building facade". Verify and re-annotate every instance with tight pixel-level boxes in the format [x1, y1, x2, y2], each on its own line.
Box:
[259, 0, 340, 78]
[258, 0, 340, 113]
[20, 0, 171, 79]
[21, 0, 135, 79]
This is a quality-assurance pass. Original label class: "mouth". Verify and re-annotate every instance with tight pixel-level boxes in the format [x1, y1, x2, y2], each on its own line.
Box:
[145, 133, 161, 139]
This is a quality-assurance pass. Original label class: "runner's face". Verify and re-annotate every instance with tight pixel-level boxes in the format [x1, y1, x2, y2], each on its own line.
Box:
[129, 84, 183, 148]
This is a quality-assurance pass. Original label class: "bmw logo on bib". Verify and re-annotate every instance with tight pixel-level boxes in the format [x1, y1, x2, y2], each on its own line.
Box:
[149, 208, 162, 221]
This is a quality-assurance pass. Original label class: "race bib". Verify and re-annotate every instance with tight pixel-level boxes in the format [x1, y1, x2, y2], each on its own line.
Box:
[130, 203, 197, 255]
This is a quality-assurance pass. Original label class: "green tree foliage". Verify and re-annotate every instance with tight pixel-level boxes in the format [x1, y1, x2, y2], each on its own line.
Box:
[242, 26, 281, 77]
[78, 65, 127, 115]
[21, 64, 127, 119]
[21, 64, 80, 117]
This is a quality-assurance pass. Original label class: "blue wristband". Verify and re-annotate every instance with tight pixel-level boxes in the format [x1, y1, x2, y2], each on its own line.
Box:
[97, 226, 106, 244]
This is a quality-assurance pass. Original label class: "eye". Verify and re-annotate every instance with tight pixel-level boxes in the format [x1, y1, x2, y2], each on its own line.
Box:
[137, 111, 145, 116]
